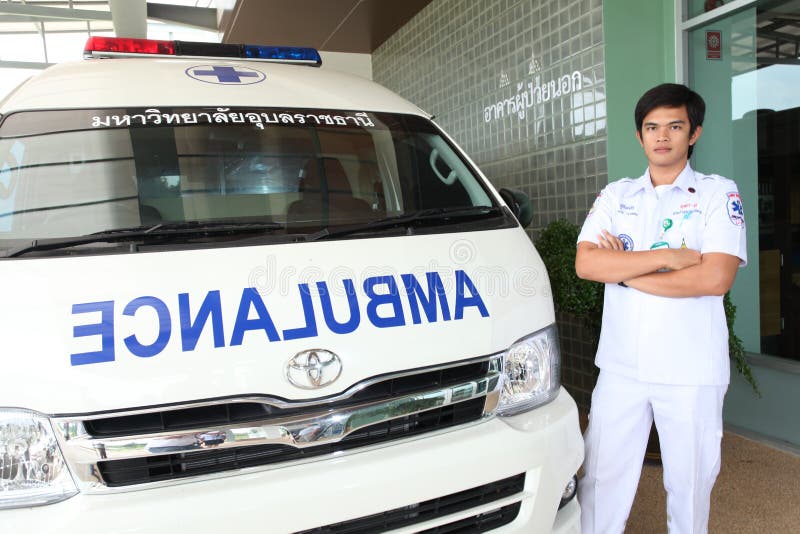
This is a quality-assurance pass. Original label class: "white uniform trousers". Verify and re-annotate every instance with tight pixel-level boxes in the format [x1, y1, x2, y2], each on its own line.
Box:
[578, 370, 727, 534]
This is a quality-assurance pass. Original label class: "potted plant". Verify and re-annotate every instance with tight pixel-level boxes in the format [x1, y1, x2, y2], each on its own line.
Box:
[535, 219, 604, 337]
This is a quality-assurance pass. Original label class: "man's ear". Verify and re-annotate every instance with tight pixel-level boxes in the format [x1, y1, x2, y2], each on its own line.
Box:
[635, 129, 644, 147]
[690, 125, 703, 146]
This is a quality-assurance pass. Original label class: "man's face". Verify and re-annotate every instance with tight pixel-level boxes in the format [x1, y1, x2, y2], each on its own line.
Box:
[636, 105, 702, 170]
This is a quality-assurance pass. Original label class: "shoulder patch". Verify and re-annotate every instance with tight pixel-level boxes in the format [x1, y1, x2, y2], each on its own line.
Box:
[587, 191, 601, 217]
[726, 191, 745, 226]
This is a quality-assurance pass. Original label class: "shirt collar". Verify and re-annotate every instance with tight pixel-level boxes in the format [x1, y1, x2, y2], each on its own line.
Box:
[624, 163, 697, 197]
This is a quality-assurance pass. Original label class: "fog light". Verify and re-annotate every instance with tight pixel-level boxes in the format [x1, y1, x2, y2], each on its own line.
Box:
[559, 475, 578, 510]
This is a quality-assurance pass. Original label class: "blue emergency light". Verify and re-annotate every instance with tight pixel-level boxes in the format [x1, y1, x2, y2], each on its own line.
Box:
[84, 37, 322, 67]
[243, 45, 321, 63]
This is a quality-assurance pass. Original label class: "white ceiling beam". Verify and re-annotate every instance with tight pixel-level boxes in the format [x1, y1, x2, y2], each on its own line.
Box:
[0, 60, 53, 69]
[147, 3, 217, 31]
[108, 0, 146, 38]
[0, 15, 109, 22]
[0, 3, 112, 21]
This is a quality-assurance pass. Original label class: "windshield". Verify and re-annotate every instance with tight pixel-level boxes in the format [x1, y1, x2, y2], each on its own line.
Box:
[0, 107, 500, 251]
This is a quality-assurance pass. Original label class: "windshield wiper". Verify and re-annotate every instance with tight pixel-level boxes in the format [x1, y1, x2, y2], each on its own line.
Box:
[304, 206, 504, 242]
[3, 220, 286, 258]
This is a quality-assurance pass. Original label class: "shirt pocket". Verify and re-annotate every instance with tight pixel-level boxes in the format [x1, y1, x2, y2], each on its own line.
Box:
[667, 208, 704, 250]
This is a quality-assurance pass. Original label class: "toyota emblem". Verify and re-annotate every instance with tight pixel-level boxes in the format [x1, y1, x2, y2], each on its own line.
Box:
[286, 349, 342, 389]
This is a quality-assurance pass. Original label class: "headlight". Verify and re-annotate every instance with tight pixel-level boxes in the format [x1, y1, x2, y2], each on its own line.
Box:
[0, 409, 78, 509]
[497, 324, 561, 416]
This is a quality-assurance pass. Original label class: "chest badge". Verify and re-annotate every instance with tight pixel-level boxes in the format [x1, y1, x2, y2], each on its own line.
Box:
[618, 234, 634, 251]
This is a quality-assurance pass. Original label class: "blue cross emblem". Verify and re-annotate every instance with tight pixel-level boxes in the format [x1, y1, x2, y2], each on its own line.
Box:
[187, 65, 265, 85]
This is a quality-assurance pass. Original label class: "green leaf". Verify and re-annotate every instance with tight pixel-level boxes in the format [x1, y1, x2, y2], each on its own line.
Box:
[724, 292, 760, 397]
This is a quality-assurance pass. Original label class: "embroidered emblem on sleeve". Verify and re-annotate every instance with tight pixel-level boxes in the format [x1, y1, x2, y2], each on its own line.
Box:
[726, 191, 745, 226]
[618, 234, 634, 251]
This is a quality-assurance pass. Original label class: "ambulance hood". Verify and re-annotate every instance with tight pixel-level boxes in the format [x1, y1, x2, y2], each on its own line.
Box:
[0, 228, 554, 414]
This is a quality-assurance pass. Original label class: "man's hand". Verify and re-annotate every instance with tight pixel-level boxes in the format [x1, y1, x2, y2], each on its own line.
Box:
[597, 230, 625, 250]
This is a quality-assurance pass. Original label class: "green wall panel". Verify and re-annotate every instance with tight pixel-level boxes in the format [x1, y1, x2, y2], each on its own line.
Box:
[603, 0, 675, 183]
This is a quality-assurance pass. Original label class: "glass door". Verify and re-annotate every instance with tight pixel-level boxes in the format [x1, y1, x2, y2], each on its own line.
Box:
[690, 0, 800, 361]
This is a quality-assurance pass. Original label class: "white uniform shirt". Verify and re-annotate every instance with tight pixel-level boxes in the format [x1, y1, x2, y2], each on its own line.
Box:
[577, 163, 747, 385]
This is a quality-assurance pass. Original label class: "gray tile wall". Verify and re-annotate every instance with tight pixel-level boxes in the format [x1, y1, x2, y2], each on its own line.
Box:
[373, 0, 608, 233]
[373, 0, 608, 409]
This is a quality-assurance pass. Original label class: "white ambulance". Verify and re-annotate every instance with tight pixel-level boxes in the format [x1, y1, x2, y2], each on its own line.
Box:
[0, 37, 582, 533]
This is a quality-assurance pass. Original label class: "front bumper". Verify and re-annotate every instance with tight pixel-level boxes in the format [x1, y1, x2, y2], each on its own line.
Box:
[3, 388, 583, 534]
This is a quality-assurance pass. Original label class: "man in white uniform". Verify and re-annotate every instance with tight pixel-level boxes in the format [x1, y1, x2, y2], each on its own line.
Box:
[575, 83, 747, 533]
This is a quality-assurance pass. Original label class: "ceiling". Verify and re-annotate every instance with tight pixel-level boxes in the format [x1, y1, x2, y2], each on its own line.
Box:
[755, 0, 800, 68]
[0, 0, 433, 65]
[218, 0, 434, 53]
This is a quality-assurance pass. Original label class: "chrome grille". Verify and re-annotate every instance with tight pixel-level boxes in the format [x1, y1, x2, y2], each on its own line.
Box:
[53, 355, 502, 491]
[296, 473, 525, 534]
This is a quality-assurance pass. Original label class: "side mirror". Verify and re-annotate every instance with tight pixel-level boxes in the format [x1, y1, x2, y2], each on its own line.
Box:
[499, 188, 533, 228]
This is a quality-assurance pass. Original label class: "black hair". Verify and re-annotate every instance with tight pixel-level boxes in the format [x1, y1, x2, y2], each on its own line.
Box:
[634, 83, 705, 157]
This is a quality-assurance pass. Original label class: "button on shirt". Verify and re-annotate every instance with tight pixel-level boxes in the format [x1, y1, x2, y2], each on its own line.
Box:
[577, 164, 747, 385]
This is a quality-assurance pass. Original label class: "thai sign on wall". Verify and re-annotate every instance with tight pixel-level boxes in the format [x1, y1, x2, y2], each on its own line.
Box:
[484, 74, 583, 123]
[483, 54, 593, 127]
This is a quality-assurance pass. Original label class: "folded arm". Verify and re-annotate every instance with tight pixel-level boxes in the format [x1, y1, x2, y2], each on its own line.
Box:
[575, 230, 701, 284]
[625, 252, 740, 297]
[575, 229, 739, 297]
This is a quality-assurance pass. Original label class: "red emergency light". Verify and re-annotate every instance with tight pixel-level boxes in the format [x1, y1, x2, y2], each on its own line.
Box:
[84, 37, 174, 56]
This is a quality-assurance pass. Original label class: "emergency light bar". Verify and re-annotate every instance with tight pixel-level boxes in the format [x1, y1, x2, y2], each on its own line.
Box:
[83, 37, 322, 66]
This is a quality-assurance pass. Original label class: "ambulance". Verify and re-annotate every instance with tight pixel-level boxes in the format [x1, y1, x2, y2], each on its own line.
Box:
[0, 37, 583, 533]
